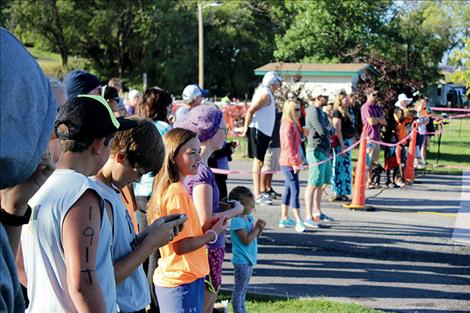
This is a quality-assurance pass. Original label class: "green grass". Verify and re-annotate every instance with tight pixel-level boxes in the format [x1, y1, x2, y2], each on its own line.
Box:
[27, 47, 88, 79]
[217, 291, 388, 313]
[425, 118, 470, 174]
[230, 118, 470, 175]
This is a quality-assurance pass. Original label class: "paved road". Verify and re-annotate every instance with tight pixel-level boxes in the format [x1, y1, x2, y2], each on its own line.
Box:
[221, 160, 470, 313]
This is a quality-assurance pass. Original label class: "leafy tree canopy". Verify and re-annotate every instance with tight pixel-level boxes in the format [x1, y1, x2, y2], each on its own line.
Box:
[2, 0, 467, 99]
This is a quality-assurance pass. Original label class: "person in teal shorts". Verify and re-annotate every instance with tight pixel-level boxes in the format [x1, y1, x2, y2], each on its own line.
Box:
[304, 87, 335, 228]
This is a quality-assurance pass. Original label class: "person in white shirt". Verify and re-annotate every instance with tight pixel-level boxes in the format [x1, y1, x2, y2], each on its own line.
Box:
[241, 71, 283, 205]
[20, 95, 136, 313]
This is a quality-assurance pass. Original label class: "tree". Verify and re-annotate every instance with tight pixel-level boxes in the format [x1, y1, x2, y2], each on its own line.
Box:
[203, 0, 284, 97]
[274, 0, 467, 96]
[5, 0, 85, 67]
[3, 0, 283, 97]
[274, 0, 392, 63]
[449, 38, 470, 95]
[380, 1, 461, 89]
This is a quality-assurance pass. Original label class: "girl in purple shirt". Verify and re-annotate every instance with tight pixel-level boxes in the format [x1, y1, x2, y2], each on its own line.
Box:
[175, 105, 243, 313]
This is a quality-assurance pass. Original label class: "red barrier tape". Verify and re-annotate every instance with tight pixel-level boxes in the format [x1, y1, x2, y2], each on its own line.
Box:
[210, 124, 448, 176]
[213, 131, 415, 175]
[449, 113, 470, 119]
[211, 139, 361, 175]
[431, 107, 470, 113]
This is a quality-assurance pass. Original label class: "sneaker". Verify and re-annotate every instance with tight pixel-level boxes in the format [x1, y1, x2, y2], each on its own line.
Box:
[278, 218, 295, 228]
[394, 180, 405, 188]
[255, 193, 272, 206]
[415, 162, 425, 170]
[319, 213, 335, 222]
[262, 192, 273, 205]
[267, 188, 282, 199]
[295, 220, 306, 233]
[304, 219, 320, 228]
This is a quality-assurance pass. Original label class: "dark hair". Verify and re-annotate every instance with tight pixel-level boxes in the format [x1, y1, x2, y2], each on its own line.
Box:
[60, 133, 114, 153]
[137, 86, 172, 123]
[229, 186, 254, 213]
[103, 86, 119, 100]
[110, 116, 164, 174]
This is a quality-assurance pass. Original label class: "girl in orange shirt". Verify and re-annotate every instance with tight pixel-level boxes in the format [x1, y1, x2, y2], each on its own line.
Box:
[147, 128, 226, 313]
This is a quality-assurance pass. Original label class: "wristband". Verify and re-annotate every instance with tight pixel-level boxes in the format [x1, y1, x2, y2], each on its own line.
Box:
[0, 206, 32, 226]
[206, 229, 218, 244]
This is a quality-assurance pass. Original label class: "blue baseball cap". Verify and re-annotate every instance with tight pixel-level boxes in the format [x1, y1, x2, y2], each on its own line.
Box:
[64, 70, 101, 99]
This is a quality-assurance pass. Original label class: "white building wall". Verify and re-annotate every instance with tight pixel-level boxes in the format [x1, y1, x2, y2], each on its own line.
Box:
[283, 75, 356, 96]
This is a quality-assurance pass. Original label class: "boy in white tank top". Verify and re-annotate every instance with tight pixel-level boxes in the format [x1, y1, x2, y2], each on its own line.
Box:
[20, 95, 137, 313]
[92, 117, 186, 313]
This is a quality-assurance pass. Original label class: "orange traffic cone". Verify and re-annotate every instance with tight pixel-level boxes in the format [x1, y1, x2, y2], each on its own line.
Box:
[344, 128, 372, 210]
[404, 125, 417, 183]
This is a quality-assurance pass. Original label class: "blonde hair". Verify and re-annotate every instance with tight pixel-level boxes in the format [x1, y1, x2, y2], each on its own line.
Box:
[147, 128, 197, 223]
[333, 92, 351, 120]
[281, 100, 298, 124]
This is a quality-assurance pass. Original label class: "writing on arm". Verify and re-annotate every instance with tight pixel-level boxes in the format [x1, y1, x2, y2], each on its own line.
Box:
[62, 190, 107, 313]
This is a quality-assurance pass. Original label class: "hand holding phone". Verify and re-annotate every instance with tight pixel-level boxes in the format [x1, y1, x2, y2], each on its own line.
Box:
[148, 214, 187, 247]
[162, 214, 187, 235]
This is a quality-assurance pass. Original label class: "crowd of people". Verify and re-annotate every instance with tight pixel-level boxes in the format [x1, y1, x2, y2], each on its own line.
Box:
[241, 74, 437, 234]
[1, 27, 437, 313]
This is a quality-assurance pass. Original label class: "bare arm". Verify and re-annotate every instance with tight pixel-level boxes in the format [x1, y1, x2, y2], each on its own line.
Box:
[0, 154, 54, 256]
[302, 127, 310, 137]
[235, 219, 266, 245]
[377, 116, 387, 126]
[192, 184, 213, 226]
[113, 217, 184, 284]
[172, 232, 216, 255]
[213, 200, 244, 220]
[366, 117, 377, 125]
[242, 92, 269, 136]
[172, 216, 226, 256]
[367, 116, 386, 126]
[333, 117, 344, 149]
[62, 190, 107, 313]
[16, 241, 27, 287]
[193, 183, 243, 223]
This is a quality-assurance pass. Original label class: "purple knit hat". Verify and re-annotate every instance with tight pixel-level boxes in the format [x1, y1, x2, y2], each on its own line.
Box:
[174, 105, 223, 142]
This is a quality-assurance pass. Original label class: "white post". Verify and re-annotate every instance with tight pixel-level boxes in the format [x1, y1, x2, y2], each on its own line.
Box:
[198, 3, 204, 89]
[143, 72, 147, 91]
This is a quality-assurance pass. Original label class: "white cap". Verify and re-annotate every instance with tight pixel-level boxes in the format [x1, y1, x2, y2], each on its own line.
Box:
[309, 86, 329, 99]
[182, 85, 203, 103]
[394, 93, 412, 107]
[128, 89, 140, 99]
[262, 71, 283, 87]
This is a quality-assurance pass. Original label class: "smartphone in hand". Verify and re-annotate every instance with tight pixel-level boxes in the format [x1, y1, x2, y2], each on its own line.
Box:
[163, 214, 187, 232]
[219, 200, 235, 212]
